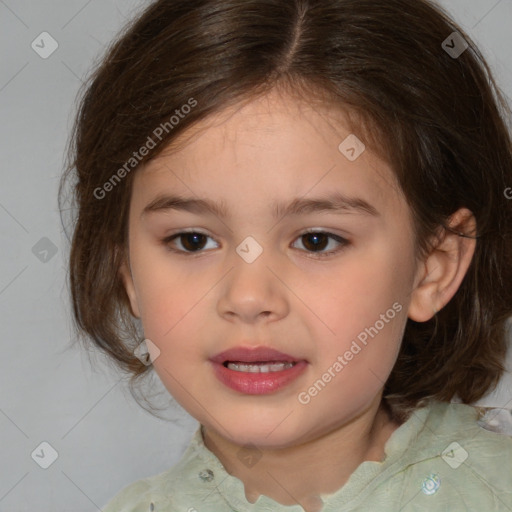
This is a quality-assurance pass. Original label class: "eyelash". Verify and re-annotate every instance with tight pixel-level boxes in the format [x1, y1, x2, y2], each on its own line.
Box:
[161, 229, 349, 259]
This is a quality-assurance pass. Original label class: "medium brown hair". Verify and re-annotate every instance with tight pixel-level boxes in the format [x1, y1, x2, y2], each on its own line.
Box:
[60, 0, 512, 422]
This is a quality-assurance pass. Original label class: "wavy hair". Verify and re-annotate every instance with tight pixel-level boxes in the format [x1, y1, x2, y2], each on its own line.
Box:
[59, 0, 512, 422]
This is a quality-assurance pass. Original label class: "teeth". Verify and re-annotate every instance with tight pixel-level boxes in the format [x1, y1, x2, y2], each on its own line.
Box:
[226, 361, 296, 372]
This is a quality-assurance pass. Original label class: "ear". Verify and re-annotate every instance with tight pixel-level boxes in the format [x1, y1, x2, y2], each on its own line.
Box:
[408, 208, 477, 322]
[118, 248, 141, 319]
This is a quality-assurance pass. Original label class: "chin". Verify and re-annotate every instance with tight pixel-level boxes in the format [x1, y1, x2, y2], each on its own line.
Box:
[218, 418, 308, 449]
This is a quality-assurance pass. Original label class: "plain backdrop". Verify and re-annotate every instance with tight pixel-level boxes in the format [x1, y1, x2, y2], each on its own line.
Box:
[1, 0, 511, 510]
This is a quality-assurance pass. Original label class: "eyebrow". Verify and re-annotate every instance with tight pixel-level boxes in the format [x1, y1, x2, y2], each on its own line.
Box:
[141, 192, 380, 219]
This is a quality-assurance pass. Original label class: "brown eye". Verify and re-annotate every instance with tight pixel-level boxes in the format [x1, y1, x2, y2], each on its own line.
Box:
[291, 231, 349, 258]
[164, 231, 216, 253]
[300, 232, 330, 252]
[162, 229, 349, 258]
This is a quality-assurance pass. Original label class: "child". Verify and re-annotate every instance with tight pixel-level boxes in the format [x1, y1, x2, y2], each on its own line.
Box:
[60, 0, 512, 510]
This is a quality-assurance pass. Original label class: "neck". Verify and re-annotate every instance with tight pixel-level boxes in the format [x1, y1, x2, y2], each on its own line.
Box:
[202, 396, 402, 512]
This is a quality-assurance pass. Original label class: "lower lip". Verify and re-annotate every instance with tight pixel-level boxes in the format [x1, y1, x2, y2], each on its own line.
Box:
[210, 360, 308, 394]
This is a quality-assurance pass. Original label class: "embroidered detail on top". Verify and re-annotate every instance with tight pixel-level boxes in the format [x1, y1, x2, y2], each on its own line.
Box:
[421, 473, 441, 495]
[476, 407, 512, 436]
[199, 469, 214, 482]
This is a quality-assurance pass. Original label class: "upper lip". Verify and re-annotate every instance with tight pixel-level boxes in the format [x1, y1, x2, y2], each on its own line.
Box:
[210, 346, 305, 364]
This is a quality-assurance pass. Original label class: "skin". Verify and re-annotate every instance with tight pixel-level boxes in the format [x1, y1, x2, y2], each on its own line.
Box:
[119, 87, 476, 511]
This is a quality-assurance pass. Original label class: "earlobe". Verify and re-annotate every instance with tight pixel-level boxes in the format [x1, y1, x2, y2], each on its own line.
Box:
[407, 258, 442, 322]
[118, 257, 141, 319]
[408, 208, 477, 322]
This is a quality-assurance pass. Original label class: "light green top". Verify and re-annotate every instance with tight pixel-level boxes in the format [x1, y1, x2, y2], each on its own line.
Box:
[102, 400, 512, 511]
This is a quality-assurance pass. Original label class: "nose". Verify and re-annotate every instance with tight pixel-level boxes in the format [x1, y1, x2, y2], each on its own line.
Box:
[216, 248, 289, 324]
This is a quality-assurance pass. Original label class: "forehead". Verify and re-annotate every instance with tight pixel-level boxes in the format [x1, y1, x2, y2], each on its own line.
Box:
[132, 89, 405, 219]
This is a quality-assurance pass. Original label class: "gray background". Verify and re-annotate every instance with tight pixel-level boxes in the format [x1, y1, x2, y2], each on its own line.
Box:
[1, 1, 511, 510]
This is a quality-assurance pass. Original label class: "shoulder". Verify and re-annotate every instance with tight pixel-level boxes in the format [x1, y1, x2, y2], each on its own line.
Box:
[448, 403, 512, 490]
[102, 477, 151, 512]
[361, 401, 512, 509]
[422, 400, 512, 451]
[102, 465, 184, 512]
[411, 401, 512, 505]
[422, 400, 512, 458]
[102, 426, 208, 512]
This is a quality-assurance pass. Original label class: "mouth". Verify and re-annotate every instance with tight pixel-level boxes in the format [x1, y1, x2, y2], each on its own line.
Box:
[222, 360, 298, 372]
[210, 345, 305, 366]
[210, 345, 308, 394]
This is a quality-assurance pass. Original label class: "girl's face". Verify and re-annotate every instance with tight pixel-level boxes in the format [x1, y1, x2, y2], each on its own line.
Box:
[120, 88, 424, 448]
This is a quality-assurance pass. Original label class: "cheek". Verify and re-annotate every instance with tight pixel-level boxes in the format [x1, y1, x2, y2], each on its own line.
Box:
[131, 259, 217, 372]
[130, 254, 187, 341]
[308, 252, 405, 328]
[312, 249, 409, 369]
